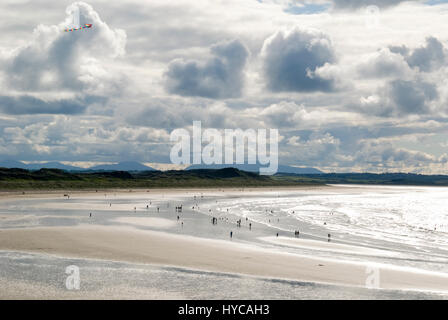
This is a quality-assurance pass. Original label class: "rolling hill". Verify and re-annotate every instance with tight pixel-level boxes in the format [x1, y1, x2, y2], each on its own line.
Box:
[186, 163, 323, 174]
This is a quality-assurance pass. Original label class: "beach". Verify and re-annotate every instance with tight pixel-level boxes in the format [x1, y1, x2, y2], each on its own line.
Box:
[1, 186, 448, 299]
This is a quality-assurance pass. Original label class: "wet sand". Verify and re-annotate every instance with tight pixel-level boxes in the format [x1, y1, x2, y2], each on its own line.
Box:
[1, 224, 448, 293]
[1, 187, 448, 299]
[261, 236, 395, 256]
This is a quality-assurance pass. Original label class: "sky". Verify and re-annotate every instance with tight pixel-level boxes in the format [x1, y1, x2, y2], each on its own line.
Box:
[1, 0, 448, 173]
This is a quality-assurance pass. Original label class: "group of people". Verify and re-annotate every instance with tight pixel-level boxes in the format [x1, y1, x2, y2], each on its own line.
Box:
[88, 193, 336, 244]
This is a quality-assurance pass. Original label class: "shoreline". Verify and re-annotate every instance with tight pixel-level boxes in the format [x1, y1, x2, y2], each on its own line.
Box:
[0, 185, 329, 199]
[1, 183, 429, 201]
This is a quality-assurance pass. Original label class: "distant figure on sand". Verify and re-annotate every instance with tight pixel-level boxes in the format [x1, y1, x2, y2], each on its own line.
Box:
[230, 231, 233, 239]
[249, 223, 252, 230]
[89, 213, 92, 217]
[276, 233, 279, 237]
[294, 230, 300, 237]
[328, 233, 331, 242]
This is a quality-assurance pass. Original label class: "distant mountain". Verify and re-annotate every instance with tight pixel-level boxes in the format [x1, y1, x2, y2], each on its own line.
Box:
[0, 160, 156, 172]
[87, 161, 156, 171]
[277, 165, 323, 174]
[186, 164, 323, 174]
[0, 160, 28, 169]
[1, 160, 320, 174]
[0, 160, 83, 171]
[25, 162, 84, 171]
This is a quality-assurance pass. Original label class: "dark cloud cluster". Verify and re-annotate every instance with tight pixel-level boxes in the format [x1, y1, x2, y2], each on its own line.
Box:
[387, 79, 438, 114]
[261, 28, 336, 93]
[401, 37, 447, 72]
[361, 79, 438, 117]
[164, 39, 249, 99]
[0, 95, 87, 115]
[357, 37, 448, 117]
[359, 37, 448, 80]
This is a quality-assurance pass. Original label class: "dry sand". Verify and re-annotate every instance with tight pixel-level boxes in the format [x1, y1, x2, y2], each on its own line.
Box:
[1, 224, 447, 293]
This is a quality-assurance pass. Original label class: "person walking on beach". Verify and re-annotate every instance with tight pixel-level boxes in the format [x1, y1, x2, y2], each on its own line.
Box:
[249, 223, 252, 230]
[230, 231, 233, 239]
[89, 213, 92, 218]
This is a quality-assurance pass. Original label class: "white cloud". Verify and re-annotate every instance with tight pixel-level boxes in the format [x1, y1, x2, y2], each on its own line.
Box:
[357, 48, 413, 78]
[1, 2, 126, 101]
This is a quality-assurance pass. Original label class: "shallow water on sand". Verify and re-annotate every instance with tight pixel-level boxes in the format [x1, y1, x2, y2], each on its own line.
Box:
[1, 186, 448, 299]
[201, 186, 448, 274]
[1, 251, 445, 300]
